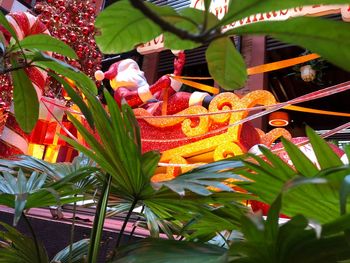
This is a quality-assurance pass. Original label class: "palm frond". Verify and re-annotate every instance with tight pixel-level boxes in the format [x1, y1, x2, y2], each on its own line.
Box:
[0, 168, 93, 225]
[50, 239, 89, 263]
[0, 222, 49, 263]
[111, 238, 227, 263]
[228, 195, 350, 263]
[237, 128, 350, 223]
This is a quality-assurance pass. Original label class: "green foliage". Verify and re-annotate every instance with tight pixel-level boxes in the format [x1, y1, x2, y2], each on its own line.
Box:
[0, 155, 101, 190]
[229, 17, 350, 72]
[10, 60, 39, 132]
[111, 238, 227, 263]
[32, 53, 97, 95]
[0, 222, 89, 263]
[163, 8, 219, 50]
[51, 239, 89, 263]
[0, 222, 49, 263]
[237, 128, 350, 223]
[206, 37, 247, 90]
[58, 87, 248, 259]
[0, 15, 95, 132]
[153, 168, 244, 196]
[87, 175, 111, 263]
[227, 195, 350, 263]
[95, 0, 179, 54]
[95, 0, 350, 91]
[0, 12, 18, 43]
[0, 168, 93, 225]
[48, 71, 95, 129]
[221, 0, 350, 26]
[12, 34, 77, 59]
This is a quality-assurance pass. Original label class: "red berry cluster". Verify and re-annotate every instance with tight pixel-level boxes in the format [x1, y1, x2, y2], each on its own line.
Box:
[0, 74, 12, 107]
[34, 0, 102, 99]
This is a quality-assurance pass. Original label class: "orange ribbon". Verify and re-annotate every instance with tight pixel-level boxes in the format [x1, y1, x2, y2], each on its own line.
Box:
[172, 53, 320, 93]
[285, 105, 350, 117]
[171, 76, 220, 94]
[247, 53, 320, 75]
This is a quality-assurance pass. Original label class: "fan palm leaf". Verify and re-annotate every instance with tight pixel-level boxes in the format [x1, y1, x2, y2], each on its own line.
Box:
[236, 127, 350, 223]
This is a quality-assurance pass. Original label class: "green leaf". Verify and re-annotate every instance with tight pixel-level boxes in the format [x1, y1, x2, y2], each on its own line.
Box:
[306, 126, 343, 169]
[229, 17, 350, 72]
[11, 59, 39, 132]
[95, 0, 178, 53]
[281, 137, 319, 177]
[220, 0, 350, 27]
[51, 239, 89, 263]
[340, 175, 350, 215]
[141, 151, 161, 180]
[112, 238, 227, 263]
[47, 71, 94, 129]
[206, 37, 247, 90]
[0, 12, 19, 43]
[164, 8, 219, 50]
[0, 222, 49, 263]
[15, 34, 77, 58]
[154, 171, 243, 196]
[265, 195, 282, 242]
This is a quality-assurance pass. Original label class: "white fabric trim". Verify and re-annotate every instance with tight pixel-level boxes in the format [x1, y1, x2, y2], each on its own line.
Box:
[170, 77, 182, 92]
[138, 85, 153, 103]
[27, 13, 36, 28]
[189, 92, 209, 106]
[6, 16, 24, 40]
[1, 127, 28, 154]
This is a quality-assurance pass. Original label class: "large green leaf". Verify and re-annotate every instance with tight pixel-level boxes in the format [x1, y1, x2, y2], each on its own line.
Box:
[206, 37, 247, 90]
[229, 17, 350, 72]
[14, 34, 77, 59]
[112, 238, 227, 263]
[164, 8, 219, 50]
[11, 60, 39, 132]
[220, 0, 350, 27]
[95, 0, 179, 53]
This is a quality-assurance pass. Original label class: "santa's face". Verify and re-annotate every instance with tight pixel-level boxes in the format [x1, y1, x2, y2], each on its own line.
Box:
[112, 59, 149, 90]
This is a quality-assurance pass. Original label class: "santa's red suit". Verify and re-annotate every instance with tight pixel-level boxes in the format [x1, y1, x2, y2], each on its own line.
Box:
[95, 52, 212, 115]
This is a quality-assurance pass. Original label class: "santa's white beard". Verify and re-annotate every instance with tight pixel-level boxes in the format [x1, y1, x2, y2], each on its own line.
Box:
[116, 69, 149, 90]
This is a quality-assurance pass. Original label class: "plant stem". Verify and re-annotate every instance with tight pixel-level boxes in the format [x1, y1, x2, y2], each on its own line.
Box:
[115, 199, 138, 249]
[127, 205, 144, 242]
[69, 200, 77, 263]
[129, 0, 221, 43]
[22, 213, 41, 262]
[87, 174, 112, 263]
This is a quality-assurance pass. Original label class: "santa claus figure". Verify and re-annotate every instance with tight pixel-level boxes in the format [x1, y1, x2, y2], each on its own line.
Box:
[95, 52, 212, 115]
